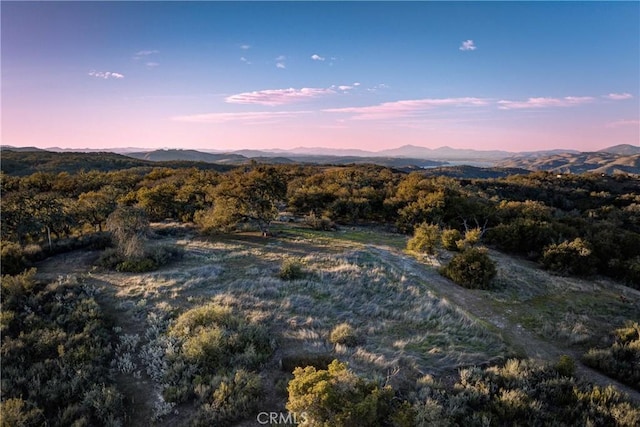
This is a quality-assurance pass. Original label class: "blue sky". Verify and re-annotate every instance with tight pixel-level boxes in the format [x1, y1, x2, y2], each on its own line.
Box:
[2, 1, 638, 152]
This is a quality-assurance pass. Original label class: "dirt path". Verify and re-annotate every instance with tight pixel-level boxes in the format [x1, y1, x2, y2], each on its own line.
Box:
[366, 244, 640, 404]
[36, 251, 166, 426]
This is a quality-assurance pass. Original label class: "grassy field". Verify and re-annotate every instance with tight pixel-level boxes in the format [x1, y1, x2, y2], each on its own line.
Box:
[31, 222, 640, 425]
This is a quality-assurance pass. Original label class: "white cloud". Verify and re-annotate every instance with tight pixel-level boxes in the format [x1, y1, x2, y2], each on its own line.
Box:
[240, 44, 251, 50]
[146, 62, 159, 68]
[459, 40, 477, 51]
[135, 49, 159, 56]
[240, 57, 251, 64]
[353, 82, 361, 86]
[276, 62, 286, 69]
[324, 97, 489, 120]
[226, 87, 336, 106]
[337, 85, 353, 91]
[604, 93, 633, 100]
[172, 111, 309, 124]
[311, 54, 325, 61]
[133, 50, 159, 61]
[88, 70, 124, 79]
[367, 83, 389, 92]
[497, 96, 594, 109]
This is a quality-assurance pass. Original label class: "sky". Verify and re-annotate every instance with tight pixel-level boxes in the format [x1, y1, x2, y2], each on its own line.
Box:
[2, 1, 639, 153]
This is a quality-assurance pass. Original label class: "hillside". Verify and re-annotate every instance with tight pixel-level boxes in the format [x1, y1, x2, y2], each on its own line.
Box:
[27, 225, 640, 425]
[420, 165, 531, 179]
[123, 149, 447, 169]
[598, 144, 640, 156]
[497, 152, 640, 175]
[126, 149, 247, 164]
[0, 149, 234, 176]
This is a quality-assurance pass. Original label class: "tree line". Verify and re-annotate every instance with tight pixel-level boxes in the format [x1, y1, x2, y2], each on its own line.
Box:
[1, 163, 639, 285]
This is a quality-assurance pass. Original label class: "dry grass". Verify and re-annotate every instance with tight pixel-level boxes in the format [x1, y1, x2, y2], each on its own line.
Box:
[38, 228, 515, 425]
[32, 225, 640, 425]
[106, 234, 507, 380]
[484, 249, 640, 349]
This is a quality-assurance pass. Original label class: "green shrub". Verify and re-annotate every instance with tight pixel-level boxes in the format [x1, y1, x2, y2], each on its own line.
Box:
[418, 358, 640, 426]
[0, 398, 45, 427]
[440, 247, 497, 289]
[96, 247, 122, 269]
[441, 229, 462, 251]
[329, 323, 359, 347]
[165, 303, 272, 397]
[192, 370, 263, 427]
[286, 360, 405, 427]
[1, 268, 38, 308]
[0, 242, 27, 275]
[304, 212, 336, 231]
[407, 223, 441, 255]
[116, 258, 157, 272]
[279, 259, 305, 281]
[147, 244, 185, 266]
[1, 273, 123, 426]
[98, 244, 183, 272]
[541, 238, 597, 276]
[161, 304, 274, 424]
[555, 355, 576, 377]
[583, 321, 640, 390]
[456, 227, 483, 251]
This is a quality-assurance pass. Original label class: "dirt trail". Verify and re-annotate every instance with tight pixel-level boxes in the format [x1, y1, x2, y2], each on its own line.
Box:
[35, 251, 161, 426]
[366, 244, 640, 404]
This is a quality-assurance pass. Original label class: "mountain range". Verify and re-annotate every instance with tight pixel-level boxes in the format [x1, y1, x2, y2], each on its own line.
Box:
[2, 144, 638, 175]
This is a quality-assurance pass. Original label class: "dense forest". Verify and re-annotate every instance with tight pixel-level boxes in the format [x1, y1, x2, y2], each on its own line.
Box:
[1, 150, 639, 425]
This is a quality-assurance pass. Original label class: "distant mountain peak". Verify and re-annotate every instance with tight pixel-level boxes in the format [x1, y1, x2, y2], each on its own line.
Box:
[598, 144, 640, 155]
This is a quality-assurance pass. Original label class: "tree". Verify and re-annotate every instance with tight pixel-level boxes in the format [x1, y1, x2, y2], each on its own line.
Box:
[105, 206, 149, 259]
[207, 166, 287, 235]
[407, 223, 441, 254]
[76, 186, 120, 232]
[136, 182, 180, 221]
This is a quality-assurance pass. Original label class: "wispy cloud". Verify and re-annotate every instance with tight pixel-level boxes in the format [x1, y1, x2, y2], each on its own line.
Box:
[240, 56, 251, 64]
[240, 44, 251, 50]
[88, 70, 124, 79]
[497, 96, 594, 109]
[367, 83, 390, 93]
[604, 92, 633, 100]
[135, 49, 159, 57]
[459, 40, 477, 51]
[311, 54, 325, 61]
[133, 50, 159, 61]
[274, 56, 287, 69]
[606, 119, 640, 128]
[225, 87, 336, 106]
[324, 97, 489, 120]
[146, 62, 159, 68]
[172, 111, 309, 124]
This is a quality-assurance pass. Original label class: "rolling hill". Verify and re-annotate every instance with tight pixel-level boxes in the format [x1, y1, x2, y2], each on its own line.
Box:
[497, 152, 640, 175]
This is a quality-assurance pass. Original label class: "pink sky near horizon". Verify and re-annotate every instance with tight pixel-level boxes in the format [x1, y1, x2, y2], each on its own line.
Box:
[4, 95, 637, 153]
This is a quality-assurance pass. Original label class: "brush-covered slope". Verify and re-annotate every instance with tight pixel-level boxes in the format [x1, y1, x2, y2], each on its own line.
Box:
[497, 152, 640, 175]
